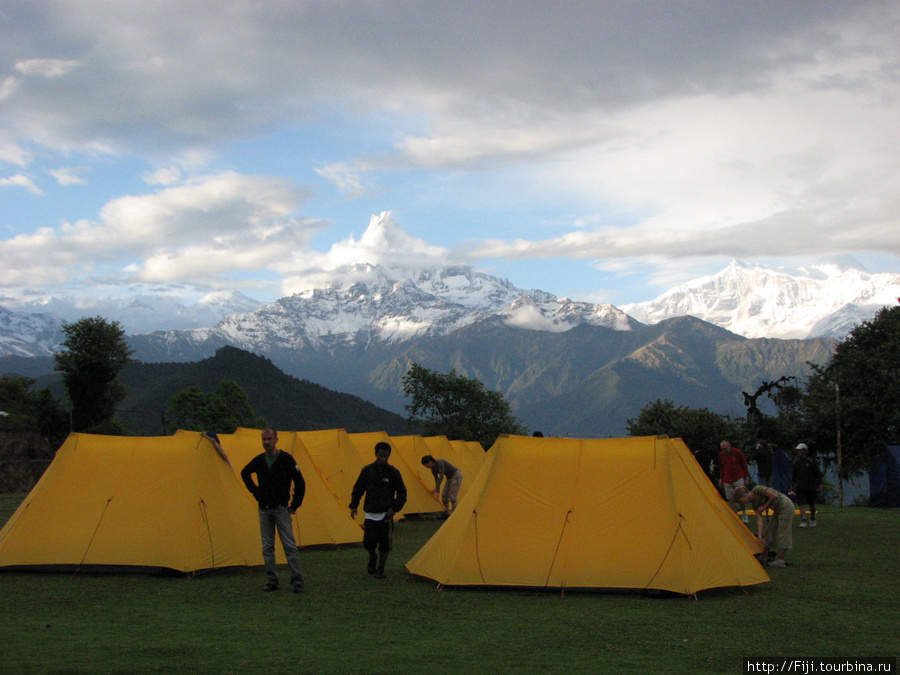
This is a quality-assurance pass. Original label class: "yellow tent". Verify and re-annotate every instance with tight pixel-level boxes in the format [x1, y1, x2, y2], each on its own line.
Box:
[406, 435, 769, 595]
[0, 432, 262, 573]
[348, 432, 444, 515]
[296, 428, 365, 507]
[221, 428, 363, 547]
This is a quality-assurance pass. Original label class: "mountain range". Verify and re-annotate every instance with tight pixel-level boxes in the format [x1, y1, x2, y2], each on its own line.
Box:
[622, 257, 900, 339]
[2, 257, 895, 436]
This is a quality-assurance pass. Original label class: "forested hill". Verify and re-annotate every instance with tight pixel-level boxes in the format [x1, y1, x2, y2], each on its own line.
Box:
[117, 346, 409, 436]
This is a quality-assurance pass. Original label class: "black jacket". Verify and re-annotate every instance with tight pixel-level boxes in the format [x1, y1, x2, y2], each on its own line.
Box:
[349, 462, 407, 515]
[241, 451, 306, 510]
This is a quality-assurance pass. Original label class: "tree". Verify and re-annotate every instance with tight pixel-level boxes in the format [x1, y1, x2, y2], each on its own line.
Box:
[168, 379, 266, 434]
[402, 363, 527, 449]
[53, 316, 133, 433]
[801, 303, 900, 477]
[0, 374, 69, 446]
[627, 399, 740, 458]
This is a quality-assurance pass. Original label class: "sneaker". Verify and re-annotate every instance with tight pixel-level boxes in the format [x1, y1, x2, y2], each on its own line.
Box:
[810, 520, 817, 527]
[374, 569, 387, 579]
[766, 559, 786, 568]
[263, 584, 279, 591]
[799, 520, 808, 528]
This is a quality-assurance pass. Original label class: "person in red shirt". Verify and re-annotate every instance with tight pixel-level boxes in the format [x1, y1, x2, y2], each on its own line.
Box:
[718, 440, 751, 522]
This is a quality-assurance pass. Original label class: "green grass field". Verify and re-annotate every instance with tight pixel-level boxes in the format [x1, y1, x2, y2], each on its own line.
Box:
[0, 494, 897, 674]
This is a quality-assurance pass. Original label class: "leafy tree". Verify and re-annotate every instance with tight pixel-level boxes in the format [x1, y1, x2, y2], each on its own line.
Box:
[626, 399, 740, 476]
[801, 303, 900, 477]
[0, 374, 69, 446]
[53, 316, 133, 433]
[740, 376, 807, 460]
[168, 379, 266, 434]
[402, 363, 527, 449]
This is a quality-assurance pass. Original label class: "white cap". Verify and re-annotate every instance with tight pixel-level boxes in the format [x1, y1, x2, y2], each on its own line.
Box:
[795, 443, 808, 450]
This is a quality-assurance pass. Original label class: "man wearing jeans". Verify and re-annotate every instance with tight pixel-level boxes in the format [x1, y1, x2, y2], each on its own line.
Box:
[241, 428, 306, 593]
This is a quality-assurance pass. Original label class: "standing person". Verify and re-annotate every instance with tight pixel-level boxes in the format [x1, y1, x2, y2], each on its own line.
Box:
[792, 443, 824, 528]
[755, 442, 773, 488]
[240, 428, 306, 593]
[421, 454, 463, 518]
[718, 440, 751, 522]
[349, 441, 407, 579]
[731, 485, 795, 567]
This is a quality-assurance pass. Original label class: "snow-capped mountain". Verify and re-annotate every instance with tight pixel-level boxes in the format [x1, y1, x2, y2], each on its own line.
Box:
[0, 306, 65, 358]
[139, 264, 635, 356]
[15, 291, 262, 335]
[620, 258, 900, 339]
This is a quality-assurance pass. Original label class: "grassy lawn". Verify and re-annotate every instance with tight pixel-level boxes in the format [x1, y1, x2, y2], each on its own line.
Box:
[0, 494, 897, 674]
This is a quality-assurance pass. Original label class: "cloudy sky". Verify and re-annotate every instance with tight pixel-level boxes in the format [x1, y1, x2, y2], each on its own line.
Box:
[1, 0, 898, 311]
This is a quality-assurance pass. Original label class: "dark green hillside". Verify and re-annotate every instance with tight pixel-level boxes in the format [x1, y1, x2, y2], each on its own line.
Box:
[118, 346, 408, 436]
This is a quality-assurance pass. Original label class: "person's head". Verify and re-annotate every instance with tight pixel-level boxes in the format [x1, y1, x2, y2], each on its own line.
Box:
[731, 485, 752, 505]
[532, 430, 544, 437]
[755, 442, 764, 451]
[720, 440, 732, 453]
[374, 441, 392, 465]
[261, 428, 278, 454]
[421, 454, 436, 468]
[795, 442, 808, 457]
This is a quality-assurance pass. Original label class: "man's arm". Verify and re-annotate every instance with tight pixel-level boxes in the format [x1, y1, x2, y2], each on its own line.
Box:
[289, 466, 306, 513]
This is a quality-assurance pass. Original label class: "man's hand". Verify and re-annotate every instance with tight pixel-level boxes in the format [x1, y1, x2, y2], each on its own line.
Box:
[350, 508, 357, 519]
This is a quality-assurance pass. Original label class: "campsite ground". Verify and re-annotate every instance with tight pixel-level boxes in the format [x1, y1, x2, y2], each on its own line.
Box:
[0, 495, 897, 674]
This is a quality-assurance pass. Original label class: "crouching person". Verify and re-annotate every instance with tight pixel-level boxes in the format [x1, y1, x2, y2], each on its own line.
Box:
[732, 485, 794, 568]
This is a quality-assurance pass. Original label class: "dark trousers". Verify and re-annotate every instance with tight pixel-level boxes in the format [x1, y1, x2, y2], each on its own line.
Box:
[363, 517, 394, 563]
[796, 488, 818, 519]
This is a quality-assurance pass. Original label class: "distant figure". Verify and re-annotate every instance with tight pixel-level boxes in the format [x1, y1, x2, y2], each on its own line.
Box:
[791, 443, 824, 528]
[718, 440, 751, 522]
[693, 446, 717, 484]
[732, 485, 794, 567]
[202, 430, 232, 469]
[240, 428, 306, 593]
[349, 441, 407, 579]
[421, 454, 463, 518]
[755, 442, 773, 487]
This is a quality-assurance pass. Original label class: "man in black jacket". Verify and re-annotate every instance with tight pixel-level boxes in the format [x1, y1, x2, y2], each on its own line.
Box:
[240, 428, 306, 592]
[349, 441, 407, 579]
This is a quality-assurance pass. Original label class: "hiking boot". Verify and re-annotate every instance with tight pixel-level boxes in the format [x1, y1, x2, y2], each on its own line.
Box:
[799, 520, 808, 528]
[367, 561, 376, 575]
[810, 520, 817, 527]
[374, 569, 387, 579]
[766, 559, 786, 568]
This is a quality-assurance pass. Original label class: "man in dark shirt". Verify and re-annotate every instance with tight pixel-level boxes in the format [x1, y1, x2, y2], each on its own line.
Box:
[755, 442, 773, 487]
[240, 428, 306, 592]
[349, 441, 407, 579]
[791, 443, 824, 527]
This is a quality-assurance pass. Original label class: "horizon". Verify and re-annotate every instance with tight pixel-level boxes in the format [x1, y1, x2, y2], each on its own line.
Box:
[2, 2, 899, 311]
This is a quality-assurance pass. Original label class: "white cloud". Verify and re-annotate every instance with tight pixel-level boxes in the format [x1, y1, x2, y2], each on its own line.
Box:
[0, 171, 326, 288]
[15, 58, 82, 79]
[0, 174, 42, 195]
[278, 212, 454, 295]
[143, 166, 182, 185]
[47, 167, 86, 185]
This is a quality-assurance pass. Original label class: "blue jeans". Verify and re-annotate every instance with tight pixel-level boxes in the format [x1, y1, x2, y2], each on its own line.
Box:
[259, 506, 304, 588]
